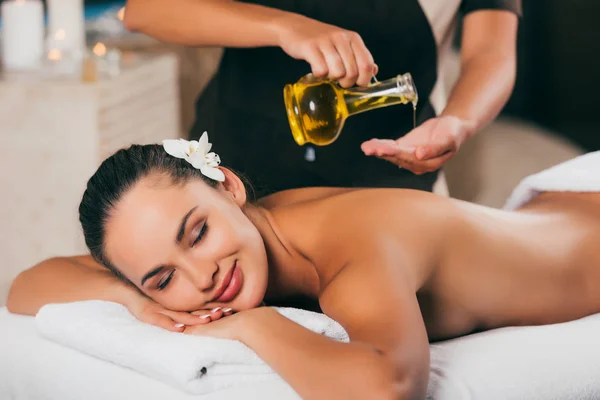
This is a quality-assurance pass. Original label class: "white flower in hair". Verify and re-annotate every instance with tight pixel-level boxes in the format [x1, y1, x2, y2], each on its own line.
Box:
[162, 132, 225, 182]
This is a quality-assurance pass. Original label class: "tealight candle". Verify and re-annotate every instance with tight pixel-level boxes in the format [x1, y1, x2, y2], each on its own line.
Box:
[1, 0, 44, 70]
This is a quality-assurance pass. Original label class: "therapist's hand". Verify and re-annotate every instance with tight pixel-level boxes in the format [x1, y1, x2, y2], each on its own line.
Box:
[276, 13, 378, 87]
[361, 116, 474, 175]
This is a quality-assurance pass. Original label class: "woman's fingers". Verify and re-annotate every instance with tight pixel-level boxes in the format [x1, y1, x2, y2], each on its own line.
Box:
[147, 306, 236, 331]
[164, 310, 209, 326]
[191, 306, 232, 322]
[149, 312, 185, 332]
[209, 307, 224, 320]
[222, 307, 234, 316]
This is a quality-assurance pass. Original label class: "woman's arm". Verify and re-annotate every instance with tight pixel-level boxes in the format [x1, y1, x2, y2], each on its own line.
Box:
[6, 256, 203, 331]
[247, 273, 427, 399]
[6, 256, 133, 316]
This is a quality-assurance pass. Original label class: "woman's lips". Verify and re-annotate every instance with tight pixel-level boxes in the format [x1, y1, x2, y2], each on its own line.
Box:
[215, 263, 243, 303]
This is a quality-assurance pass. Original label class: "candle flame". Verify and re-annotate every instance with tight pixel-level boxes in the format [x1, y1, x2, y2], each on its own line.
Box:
[93, 43, 107, 57]
[54, 29, 66, 41]
[48, 49, 62, 61]
[117, 7, 125, 21]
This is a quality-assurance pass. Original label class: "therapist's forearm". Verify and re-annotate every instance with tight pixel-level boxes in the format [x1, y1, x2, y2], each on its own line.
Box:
[124, 0, 292, 47]
[441, 51, 516, 138]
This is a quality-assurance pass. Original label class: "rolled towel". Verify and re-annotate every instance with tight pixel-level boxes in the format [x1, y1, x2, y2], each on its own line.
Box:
[36, 300, 348, 395]
[503, 151, 600, 210]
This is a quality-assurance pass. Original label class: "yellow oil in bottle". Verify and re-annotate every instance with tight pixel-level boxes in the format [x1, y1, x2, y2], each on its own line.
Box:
[284, 73, 418, 146]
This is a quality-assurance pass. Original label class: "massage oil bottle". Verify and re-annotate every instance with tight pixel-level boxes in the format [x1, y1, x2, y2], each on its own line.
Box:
[284, 73, 418, 146]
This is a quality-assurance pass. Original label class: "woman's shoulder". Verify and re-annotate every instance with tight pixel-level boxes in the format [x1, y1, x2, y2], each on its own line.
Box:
[259, 186, 441, 210]
[257, 187, 359, 209]
[270, 187, 449, 261]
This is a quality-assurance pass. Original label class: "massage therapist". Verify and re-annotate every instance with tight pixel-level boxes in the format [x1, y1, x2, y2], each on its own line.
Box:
[123, 0, 521, 197]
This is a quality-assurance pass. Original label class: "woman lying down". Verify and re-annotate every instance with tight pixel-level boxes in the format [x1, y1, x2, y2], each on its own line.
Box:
[7, 133, 600, 400]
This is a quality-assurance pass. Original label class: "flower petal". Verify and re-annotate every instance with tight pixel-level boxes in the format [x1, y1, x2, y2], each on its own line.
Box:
[201, 166, 225, 182]
[198, 132, 210, 154]
[188, 140, 200, 155]
[187, 152, 206, 169]
[162, 139, 188, 159]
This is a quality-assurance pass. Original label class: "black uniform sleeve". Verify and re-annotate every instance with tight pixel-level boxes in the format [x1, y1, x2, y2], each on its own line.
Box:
[460, 0, 522, 17]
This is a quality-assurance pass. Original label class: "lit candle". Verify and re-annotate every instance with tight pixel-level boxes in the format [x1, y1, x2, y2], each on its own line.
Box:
[46, 0, 85, 58]
[1, 0, 44, 70]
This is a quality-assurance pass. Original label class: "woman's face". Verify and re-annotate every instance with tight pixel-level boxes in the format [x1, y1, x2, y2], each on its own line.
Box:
[104, 171, 268, 312]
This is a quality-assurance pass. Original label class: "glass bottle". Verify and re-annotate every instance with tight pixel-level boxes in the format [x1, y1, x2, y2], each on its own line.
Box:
[283, 73, 418, 146]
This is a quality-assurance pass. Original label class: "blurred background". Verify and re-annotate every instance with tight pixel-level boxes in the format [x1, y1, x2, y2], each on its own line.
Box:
[0, 0, 599, 303]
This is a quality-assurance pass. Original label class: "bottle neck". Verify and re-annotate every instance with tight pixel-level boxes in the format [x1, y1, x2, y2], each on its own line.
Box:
[344, 73, 418, 116]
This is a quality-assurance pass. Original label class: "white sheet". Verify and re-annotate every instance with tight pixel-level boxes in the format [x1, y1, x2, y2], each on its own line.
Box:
[5, 306, 600, 399]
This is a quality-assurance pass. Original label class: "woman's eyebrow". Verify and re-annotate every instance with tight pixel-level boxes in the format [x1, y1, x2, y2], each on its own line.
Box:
[176, 206, 198, 244]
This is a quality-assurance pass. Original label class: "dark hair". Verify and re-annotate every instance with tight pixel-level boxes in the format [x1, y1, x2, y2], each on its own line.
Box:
[79, 144, 220, 280]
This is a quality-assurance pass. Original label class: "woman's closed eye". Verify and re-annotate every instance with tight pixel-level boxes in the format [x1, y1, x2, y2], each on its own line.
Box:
[191, 222, 208, 247]
[157, 270, 175, 291]
[155, 221, 208, 291]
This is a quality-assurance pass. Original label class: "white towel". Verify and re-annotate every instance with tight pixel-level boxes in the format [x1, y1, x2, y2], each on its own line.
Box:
[427, 313, 600, 400]
[503, 150, 600, 210]
[36, 300, 348, 395]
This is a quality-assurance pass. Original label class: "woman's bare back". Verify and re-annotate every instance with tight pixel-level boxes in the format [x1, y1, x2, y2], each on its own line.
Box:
[265, 187, 600, 342]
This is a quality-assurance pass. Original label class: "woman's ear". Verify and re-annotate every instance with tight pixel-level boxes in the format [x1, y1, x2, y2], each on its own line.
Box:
[219, 167, 247, 206]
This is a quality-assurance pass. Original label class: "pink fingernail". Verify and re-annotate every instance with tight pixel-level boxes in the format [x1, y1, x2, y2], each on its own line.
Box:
[199, 314, 211, 320]
[174, 323, 185, 328]
[211, 307, 221, 313]
[222, 308, 232, 313]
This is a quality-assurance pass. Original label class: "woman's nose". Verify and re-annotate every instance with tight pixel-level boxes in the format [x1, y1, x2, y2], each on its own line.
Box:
[183, 259, 219, 291]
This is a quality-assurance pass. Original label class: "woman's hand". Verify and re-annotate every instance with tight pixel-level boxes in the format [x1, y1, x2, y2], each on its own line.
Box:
[183, 308, 250, 341]
[361, 116, 475, 175]
[275, 13, 377, 88]
[127, 294, 233, 332]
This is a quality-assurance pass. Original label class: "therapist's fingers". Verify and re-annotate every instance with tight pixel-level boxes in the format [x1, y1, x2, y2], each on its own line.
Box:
[381, 151, 454, 175]
[361, 138, 416, 158]
[320, 40, 346, 80]
[333, 36, 359, 88]
[304, 45, 329, 78]
[349, 34, 376, 86]
[415, 137, 457, 161]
